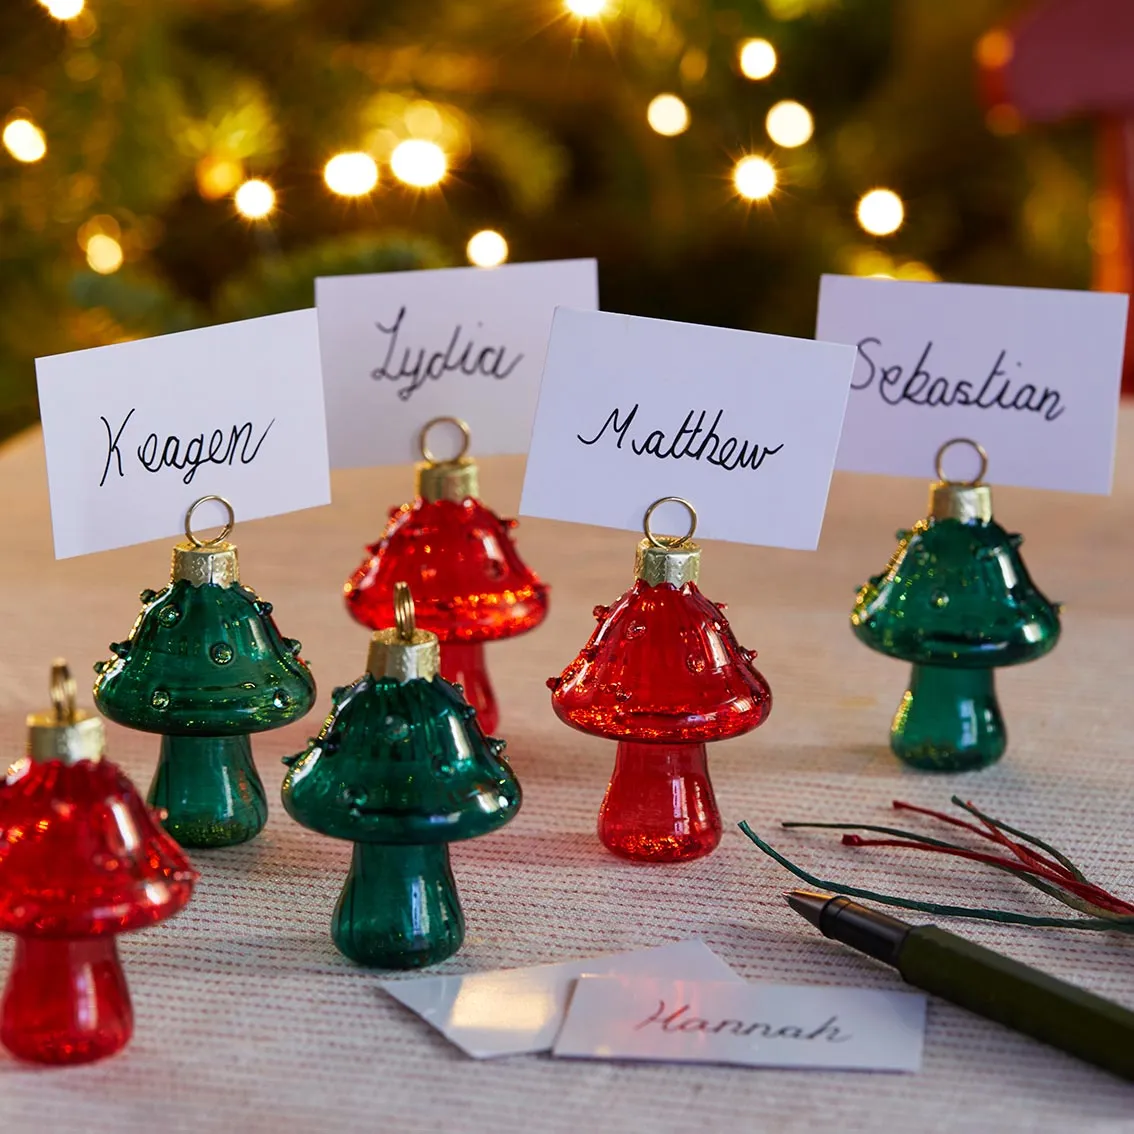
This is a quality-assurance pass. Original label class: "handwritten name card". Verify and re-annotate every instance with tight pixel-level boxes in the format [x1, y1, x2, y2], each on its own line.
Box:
[520, 309, 856, 550]
[382, 939, 740, 1059]
[553, 975, 926, 1072]
[816, 275, 1129, 493]
[36, 310, 331, 558]
[316, 259, 598, 468]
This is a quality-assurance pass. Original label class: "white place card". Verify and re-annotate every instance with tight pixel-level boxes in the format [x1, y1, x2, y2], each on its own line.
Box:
[519, 309, 856, 550]
[553, 975, 926, 1072]
[816, 275, 1129, 493]
[316, 259, 599, 468]
[36, 310, 331, 559]
[381, 939, 740, 1059]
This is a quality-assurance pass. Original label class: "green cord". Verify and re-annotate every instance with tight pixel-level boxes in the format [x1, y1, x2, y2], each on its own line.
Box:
[738, 821, 1134, 932]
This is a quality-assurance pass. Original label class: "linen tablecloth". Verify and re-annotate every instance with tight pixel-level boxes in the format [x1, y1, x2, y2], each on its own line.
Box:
[0, 414, 1131, 1133]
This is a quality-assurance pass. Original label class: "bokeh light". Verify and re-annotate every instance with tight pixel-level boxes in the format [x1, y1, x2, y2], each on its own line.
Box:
[38, 0, 84, 18]
[975, 29, 1014, 69]
[739, 39, 777, 80]
[467, 230, 509, 267]
[565, 0, 607, 15]
[234, 178, 276, 219]
[3, 119, 46, 163]
[857, 188, 904, 236]
[324, 152, 379, 197]
[733, 156, 777, 200]
[765, 100, 813, 148]
[390, 139, 447, 188]
[85, 233, 123, 274]
[647, 94, 690, 137]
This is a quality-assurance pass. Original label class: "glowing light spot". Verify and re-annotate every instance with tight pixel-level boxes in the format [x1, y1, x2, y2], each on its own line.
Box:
[765, 100, 813, 148]
[38, 0, 84, 18]
[3, 119, 46, 163]
[86, 234, 123, 274]
[234, 179, 275, 219]
[975, 29, 1014, 69]
[739, 39, 777, 80]
[733, 156, 777, 200]
[857, 188, 904, 236]
[390, 140, 447, 188]
[467, 230, 509, 268]
[566, 0, 607, 15]
[324, 152, 379, 197]
[647, 94, 690, 137]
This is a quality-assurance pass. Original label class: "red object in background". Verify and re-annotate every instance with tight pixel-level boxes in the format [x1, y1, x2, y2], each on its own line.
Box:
[0, 686, 196, 1065]
[977, 0, 1134, 393]
[549, 516, 771, 864]
[345, 421, 548, 736]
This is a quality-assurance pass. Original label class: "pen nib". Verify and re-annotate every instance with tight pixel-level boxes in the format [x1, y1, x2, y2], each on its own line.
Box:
[784, 889, 833, 929]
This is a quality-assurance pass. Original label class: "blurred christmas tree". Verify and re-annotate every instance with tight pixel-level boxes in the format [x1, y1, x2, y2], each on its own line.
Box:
[0, 0, 1093, 441]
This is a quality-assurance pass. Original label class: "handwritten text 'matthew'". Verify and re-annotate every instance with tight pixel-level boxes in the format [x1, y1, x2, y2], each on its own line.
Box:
[99, 408, 275, 487]
[371, 305, 524, 402]
[854, 338, 1065, 421]
[577, 405, 783, 472]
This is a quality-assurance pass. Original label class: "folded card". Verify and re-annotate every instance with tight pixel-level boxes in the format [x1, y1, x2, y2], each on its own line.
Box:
[36, 309, 331, 559]
[519, 309, 856, 550]
[553, 975, 926, 1072]
[381, 939, 741, 1059]
[316, 259, 599, 468]
[816, 275, 1129, 493]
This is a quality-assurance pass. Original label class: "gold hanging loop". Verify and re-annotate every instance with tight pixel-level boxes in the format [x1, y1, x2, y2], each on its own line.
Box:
[935, 438, 988, 487]
[50, 659, 77, 725]
[185, 495, 236, 547]
[393, 581, 416, 642]
[419, 417, 471, 465]
[643, 496, 698, 549]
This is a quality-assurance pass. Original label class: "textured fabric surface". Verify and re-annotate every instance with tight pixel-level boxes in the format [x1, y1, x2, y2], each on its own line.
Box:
[0, 417, 1132, 1133]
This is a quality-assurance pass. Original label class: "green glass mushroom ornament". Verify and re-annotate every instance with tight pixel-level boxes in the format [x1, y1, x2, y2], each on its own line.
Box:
[850, 439, 1061, 772]
[94, 496, 317, 847]
[282, 582, 521, 969]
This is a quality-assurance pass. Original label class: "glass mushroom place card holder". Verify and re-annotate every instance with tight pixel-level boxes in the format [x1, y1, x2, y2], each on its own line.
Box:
[521, 307, 858, 862]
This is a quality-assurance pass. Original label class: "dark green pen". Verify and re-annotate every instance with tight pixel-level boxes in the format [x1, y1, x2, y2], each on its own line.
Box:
[786, 889, 1134, 1082]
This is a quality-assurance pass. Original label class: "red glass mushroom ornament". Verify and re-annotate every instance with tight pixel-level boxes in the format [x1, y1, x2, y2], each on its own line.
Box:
[0, 663, 196, 1065]
[345, 417, 548, 735]
[549, 498, 771, 863]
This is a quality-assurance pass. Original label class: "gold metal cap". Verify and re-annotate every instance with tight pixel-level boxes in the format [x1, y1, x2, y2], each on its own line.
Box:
[172, 495, 239, 587]
[416, 458, 479, 504]
[414, 416, 479, 503]
[634, 497, 701, 587]
[366, 582, 440, 682]
[928, 438, 993, 523]
[27, 660, 105, 765]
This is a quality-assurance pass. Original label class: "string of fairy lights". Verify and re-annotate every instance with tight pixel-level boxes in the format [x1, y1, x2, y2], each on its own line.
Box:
[5, 0, 910, 277]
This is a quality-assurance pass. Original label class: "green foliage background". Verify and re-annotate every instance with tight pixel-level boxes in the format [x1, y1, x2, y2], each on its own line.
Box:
[0, 0, 1091, 442]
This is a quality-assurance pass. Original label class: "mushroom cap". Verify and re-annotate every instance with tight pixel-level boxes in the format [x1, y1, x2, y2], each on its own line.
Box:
[94, 579, 316, 736]
[0, 756, 196, 937]
[345, 498, 548, 643]
[549, 579, 771, 743]
[281, 674, 520, 845]
[851, 516, 1061, 668]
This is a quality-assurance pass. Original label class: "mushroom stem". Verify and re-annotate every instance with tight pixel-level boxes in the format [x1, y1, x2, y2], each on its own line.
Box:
[1, 936, 132, 1064]
[439, 642, 498, 735]
[332, 842, 465, 968]
[598, 740, 721, 862]
[891, 664, 1006, 772]
[150, 734, 268, 847]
